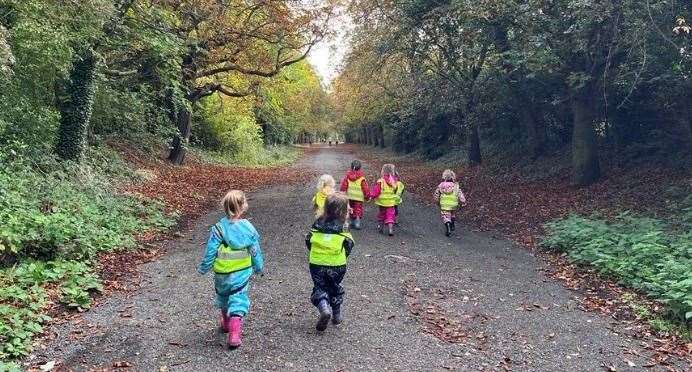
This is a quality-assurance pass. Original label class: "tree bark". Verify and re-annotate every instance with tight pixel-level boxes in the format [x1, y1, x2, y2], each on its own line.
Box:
[571, 86, 601, 186]
[167, 104, 192, 165]
[521, 104, 547, 160]
[467, 122, 482, 165]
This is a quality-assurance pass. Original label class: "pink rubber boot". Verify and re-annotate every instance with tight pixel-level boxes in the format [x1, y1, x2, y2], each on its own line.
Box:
[219, 312, 229, 333]
[227, 316, 243, 348]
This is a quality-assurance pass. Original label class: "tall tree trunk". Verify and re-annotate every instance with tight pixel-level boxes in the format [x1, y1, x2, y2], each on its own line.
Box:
[521, 105, 547, 160]
[379, 124, 385, 148]
[55, 49, 97, 161]
[467, 122, 481, 165]
[571, 86, 601, 186]
[168, 104, 192, 165]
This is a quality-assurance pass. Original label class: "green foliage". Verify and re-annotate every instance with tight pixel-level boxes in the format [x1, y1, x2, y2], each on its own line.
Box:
[0, 260, 102, 360]
[541, 214, 692, 324]
[0, 148, 174, 260]
[193, 145, 301, 168]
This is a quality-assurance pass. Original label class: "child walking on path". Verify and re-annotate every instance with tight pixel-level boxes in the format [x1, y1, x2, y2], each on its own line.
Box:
[370, 164, 403, 236]
[339, 160, 369, 230]
[312, 174, 336, 218]
[305, 192, 355, 331]
[198, 190, 264, 348]
[433, 170, 466, 237]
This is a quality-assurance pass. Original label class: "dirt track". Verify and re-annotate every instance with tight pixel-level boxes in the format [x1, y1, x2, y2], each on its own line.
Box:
[31, 146, 688, 371]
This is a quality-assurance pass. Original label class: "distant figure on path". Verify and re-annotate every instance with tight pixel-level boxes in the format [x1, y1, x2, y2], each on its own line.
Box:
[197, 190, 264, 348]
[305, 193, 355, 331]
[433, 170, 466, 237]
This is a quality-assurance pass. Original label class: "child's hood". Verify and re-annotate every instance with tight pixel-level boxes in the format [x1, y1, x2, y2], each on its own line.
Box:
[312, 218, 345, 234]
[382, 174, 397, 186]
[346, 169, 365, 181]
[219, 218, 259, 248]
[438, 181, 458, 193]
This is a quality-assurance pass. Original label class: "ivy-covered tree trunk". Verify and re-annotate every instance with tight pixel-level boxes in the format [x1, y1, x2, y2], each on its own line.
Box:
[55, 49, 97, 161]
[571, 85, 601, 186]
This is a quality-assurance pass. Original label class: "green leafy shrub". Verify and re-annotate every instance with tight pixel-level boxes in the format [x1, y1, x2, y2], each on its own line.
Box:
[0, 150, 173, 260]
[0, 148, 174, 362]
[193, 145, 301, 168]
[542, 214, 692, 324]
[0, 260, 102, 360]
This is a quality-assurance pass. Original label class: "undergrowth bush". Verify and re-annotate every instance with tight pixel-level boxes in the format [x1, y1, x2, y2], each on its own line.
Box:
[0, 146, 175, 362]
[193, 145, 301, 167]
[0, 149, 173, 260]
[541, 213, 692, 325]
[0, 260, 102, 360]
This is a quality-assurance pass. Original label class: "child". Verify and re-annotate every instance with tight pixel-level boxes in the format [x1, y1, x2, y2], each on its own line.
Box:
[339, 160, 369, 230]
[305, 192, 355, 331]
[197, 190, 264, 348]
[312, 174, 336, 218]
[433, 170, 467, 237]
[370, 164, 402, 236]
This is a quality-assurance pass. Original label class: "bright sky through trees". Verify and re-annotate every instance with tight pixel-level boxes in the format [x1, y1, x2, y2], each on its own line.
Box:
[307, 5, 352, 86]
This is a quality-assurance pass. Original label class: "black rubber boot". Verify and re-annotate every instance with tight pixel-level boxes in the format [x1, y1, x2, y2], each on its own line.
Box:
[316, 300, 332, 331]
[331, 305, 343, 325]
[450, 219, 456, 231]
[353, 218, 361, 230]
[387, 223, 394, 236]
[445, 222, 452, 237]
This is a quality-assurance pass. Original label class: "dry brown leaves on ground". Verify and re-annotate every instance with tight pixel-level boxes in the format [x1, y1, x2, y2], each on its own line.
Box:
[403, 276, 484, 346]
[355, 145, 691, 362]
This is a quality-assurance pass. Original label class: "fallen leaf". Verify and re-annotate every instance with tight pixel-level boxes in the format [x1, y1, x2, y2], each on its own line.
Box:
[39, 360, 56, 372]
[113, 361, 132, 368]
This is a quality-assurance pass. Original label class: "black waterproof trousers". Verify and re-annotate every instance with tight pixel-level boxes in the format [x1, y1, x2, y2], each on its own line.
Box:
[309, 265, 346, 308]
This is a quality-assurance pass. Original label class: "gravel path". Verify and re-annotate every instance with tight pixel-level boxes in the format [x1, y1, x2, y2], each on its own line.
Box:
[31, 147, 687, 371]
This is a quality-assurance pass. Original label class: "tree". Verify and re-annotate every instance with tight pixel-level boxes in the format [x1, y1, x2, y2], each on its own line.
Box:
[156, 0, 334, 164]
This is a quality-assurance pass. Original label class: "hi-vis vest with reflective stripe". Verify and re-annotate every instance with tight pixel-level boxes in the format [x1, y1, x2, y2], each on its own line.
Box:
[440, 191, 460, 211]
[309, 230, 352, 266]
[212, 224, 252, 274]
[375, 179, 397, 207]
[346, 177, 365, 201]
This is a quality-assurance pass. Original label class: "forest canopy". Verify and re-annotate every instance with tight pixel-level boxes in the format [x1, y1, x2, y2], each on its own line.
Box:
[0, 0, 334, 164]
[331, 0, 691, 185]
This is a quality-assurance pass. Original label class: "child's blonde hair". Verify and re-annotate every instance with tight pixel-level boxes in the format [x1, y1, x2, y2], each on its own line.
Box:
[316, 174, 335, 192]
[321, 192, 349, 223]
[442, 169, 456, 182]
[222, 190, 248, 219]
[381, 164, 396, 177]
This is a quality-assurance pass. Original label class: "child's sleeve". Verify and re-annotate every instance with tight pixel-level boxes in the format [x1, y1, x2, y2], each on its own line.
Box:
[433, 186, 441, 201]
[457, 184, 467, 204]
[247, 223, 264, 274]
[305, 231, 313, 251]
[198, 226, 222, 275]
[361, 179, 370, 196]
[339, 177, 348, 192]
[343, 236, 355, 257]
[369, 181, 381, 200]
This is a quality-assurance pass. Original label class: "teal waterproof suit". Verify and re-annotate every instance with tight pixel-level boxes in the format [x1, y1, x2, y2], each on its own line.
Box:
[197, 218, 263, 317]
